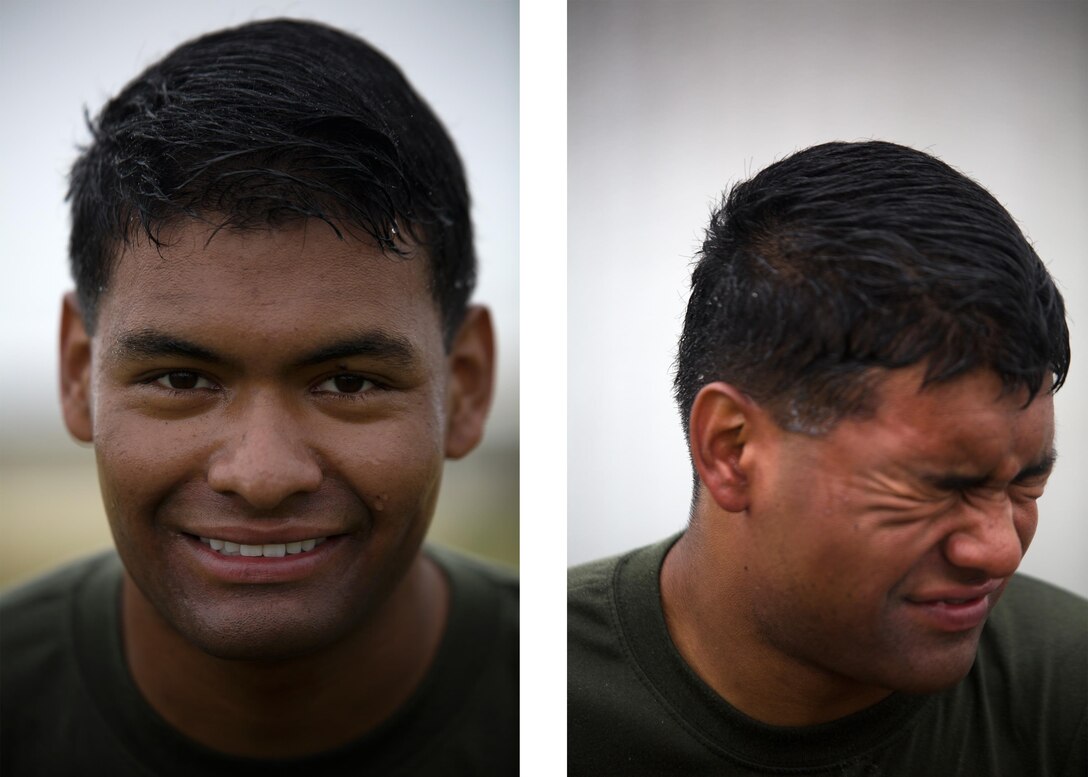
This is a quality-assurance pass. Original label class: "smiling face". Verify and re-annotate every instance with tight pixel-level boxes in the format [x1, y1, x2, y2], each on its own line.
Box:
[60, 219, 491, 660]
[734, 366, 1055, 694]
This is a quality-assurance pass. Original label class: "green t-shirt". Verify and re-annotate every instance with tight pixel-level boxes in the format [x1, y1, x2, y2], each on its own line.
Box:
[568, 536, 1087, 776]
[1, 546, 517, 776]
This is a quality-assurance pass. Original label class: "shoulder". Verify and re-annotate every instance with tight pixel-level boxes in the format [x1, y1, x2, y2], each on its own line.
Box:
[428, 544, 517, 610]
[426, 544, 518, 650]
[1, 550, 119, 651]
[568, 551, 629, 705]
[1, 551, 122, 770]
[978, 573, 1087, 690]
[430, 544, 517, 588]
[966, 574, 1087, 774]
[568, 540, 695, 774]
[568, 550, 630, 653]
[1, 550, 117, 603]
[414, 546, 518, 774]
[567, 539, 672, 681]
[999, 572, 1087, 614]
[569, 551, 623, 603]
[984, 573, 1087, 659]
[568, 539, 673, 630]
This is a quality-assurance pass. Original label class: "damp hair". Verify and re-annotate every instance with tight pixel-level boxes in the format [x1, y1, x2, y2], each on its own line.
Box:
[674, 140, 1070, 437]
[68, 18, 475, 345]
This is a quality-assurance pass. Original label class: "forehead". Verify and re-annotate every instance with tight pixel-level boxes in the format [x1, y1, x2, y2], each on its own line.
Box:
[95, 220, 443, 354]
[873, 367, 1052, 428]
[850, 366, 1055, 474]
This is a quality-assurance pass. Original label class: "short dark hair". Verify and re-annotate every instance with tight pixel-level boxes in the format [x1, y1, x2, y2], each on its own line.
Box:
[68, 18, 475, 344]
[674, 140, 1070, 436]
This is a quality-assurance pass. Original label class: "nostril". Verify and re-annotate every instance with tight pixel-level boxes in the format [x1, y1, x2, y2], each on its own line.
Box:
[207, 438, 322, 509]
[943, 521, 1024, 581]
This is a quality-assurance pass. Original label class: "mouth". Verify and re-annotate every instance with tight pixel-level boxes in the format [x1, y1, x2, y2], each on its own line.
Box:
[180, 531, 348, 584]
[198, 535, 328, 558]
[904, 582, 1003, 632]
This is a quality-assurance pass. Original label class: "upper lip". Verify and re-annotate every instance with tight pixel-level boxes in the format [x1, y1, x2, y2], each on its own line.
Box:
[906, 580, 1003, 603]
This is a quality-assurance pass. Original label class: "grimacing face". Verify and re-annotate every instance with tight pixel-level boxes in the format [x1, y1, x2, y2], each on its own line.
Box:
[60, 220, 491, 660]
[740, 366, 1054, 694]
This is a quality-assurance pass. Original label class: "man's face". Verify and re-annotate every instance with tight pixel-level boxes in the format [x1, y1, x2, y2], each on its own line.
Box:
[742, 366, 1054, 693]
[62, 220, 480, 660]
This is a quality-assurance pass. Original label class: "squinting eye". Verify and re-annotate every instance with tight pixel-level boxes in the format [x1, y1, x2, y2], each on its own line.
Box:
[1011, 482, 1047, 501]
[153, 371, 215, 390]
[315, 374, 375, 394]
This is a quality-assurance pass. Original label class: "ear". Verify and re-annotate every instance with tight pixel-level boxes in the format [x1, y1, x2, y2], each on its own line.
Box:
[689, 382, 757, 513]
[59, 293, 94, 442]
[444, 305, 496, 459]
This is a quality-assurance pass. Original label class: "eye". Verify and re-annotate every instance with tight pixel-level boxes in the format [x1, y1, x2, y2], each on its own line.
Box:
[1010, 480, 1048, 502]
[314, 374, 376, 395]
[151, 371, 216, 391]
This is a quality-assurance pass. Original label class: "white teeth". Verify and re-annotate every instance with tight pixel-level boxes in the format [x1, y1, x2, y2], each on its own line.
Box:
[198, 536, 327, 557]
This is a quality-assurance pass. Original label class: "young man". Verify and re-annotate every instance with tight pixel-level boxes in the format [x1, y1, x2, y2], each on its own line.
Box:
[568, 142, 1086, 775]
[1, 19, 517, 775]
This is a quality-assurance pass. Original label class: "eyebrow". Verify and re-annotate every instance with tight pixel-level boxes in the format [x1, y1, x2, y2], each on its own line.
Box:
[924, 447, 1058, 491]
[1011, 448, 1058, 483]
[112, 328, 420, 370]
[114, 330, 222, 364]
[292, 333, 419, 369]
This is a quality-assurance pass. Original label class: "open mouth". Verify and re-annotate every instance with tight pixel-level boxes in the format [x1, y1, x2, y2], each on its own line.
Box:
[197, 535, 328, 558]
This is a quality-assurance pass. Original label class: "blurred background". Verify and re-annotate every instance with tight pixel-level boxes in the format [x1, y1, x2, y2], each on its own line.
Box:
[0, 0, 519, 588]
[568, 0, 1088, 597]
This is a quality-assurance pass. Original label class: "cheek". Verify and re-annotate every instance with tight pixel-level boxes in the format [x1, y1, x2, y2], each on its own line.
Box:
[95, 433, 215, 577]
[1013, 501, 1039, 551]
[93, 412, 190, 515]
[326, 411, 445, 520]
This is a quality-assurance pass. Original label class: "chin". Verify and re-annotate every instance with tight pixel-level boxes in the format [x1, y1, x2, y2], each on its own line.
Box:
[881, 642, 981, 694]
[161, 592, 367, 662]
[891, 666, 974, 694]
[185, 612, 354, 662]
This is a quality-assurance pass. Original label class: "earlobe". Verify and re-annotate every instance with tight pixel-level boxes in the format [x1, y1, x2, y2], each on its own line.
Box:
[444, 306, 495, 459]
[689, 383, 754, 513]
[59, 293, 94, 443]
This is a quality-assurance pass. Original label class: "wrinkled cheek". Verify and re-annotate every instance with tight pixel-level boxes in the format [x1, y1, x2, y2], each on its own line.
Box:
[1014, 505, 1039, 554]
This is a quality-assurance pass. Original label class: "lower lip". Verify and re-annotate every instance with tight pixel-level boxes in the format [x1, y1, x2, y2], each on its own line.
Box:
[182, 534, 345, 584]
[906, 596, 991, 632]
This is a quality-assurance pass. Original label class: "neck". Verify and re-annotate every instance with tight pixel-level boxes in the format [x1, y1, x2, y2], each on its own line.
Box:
[660, 517, 891, 727]
[121, 554, 448, 758]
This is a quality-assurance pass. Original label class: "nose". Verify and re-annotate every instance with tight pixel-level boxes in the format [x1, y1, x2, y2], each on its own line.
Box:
[207, 395, 322, 510]
[942, 493, 1032, 580]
